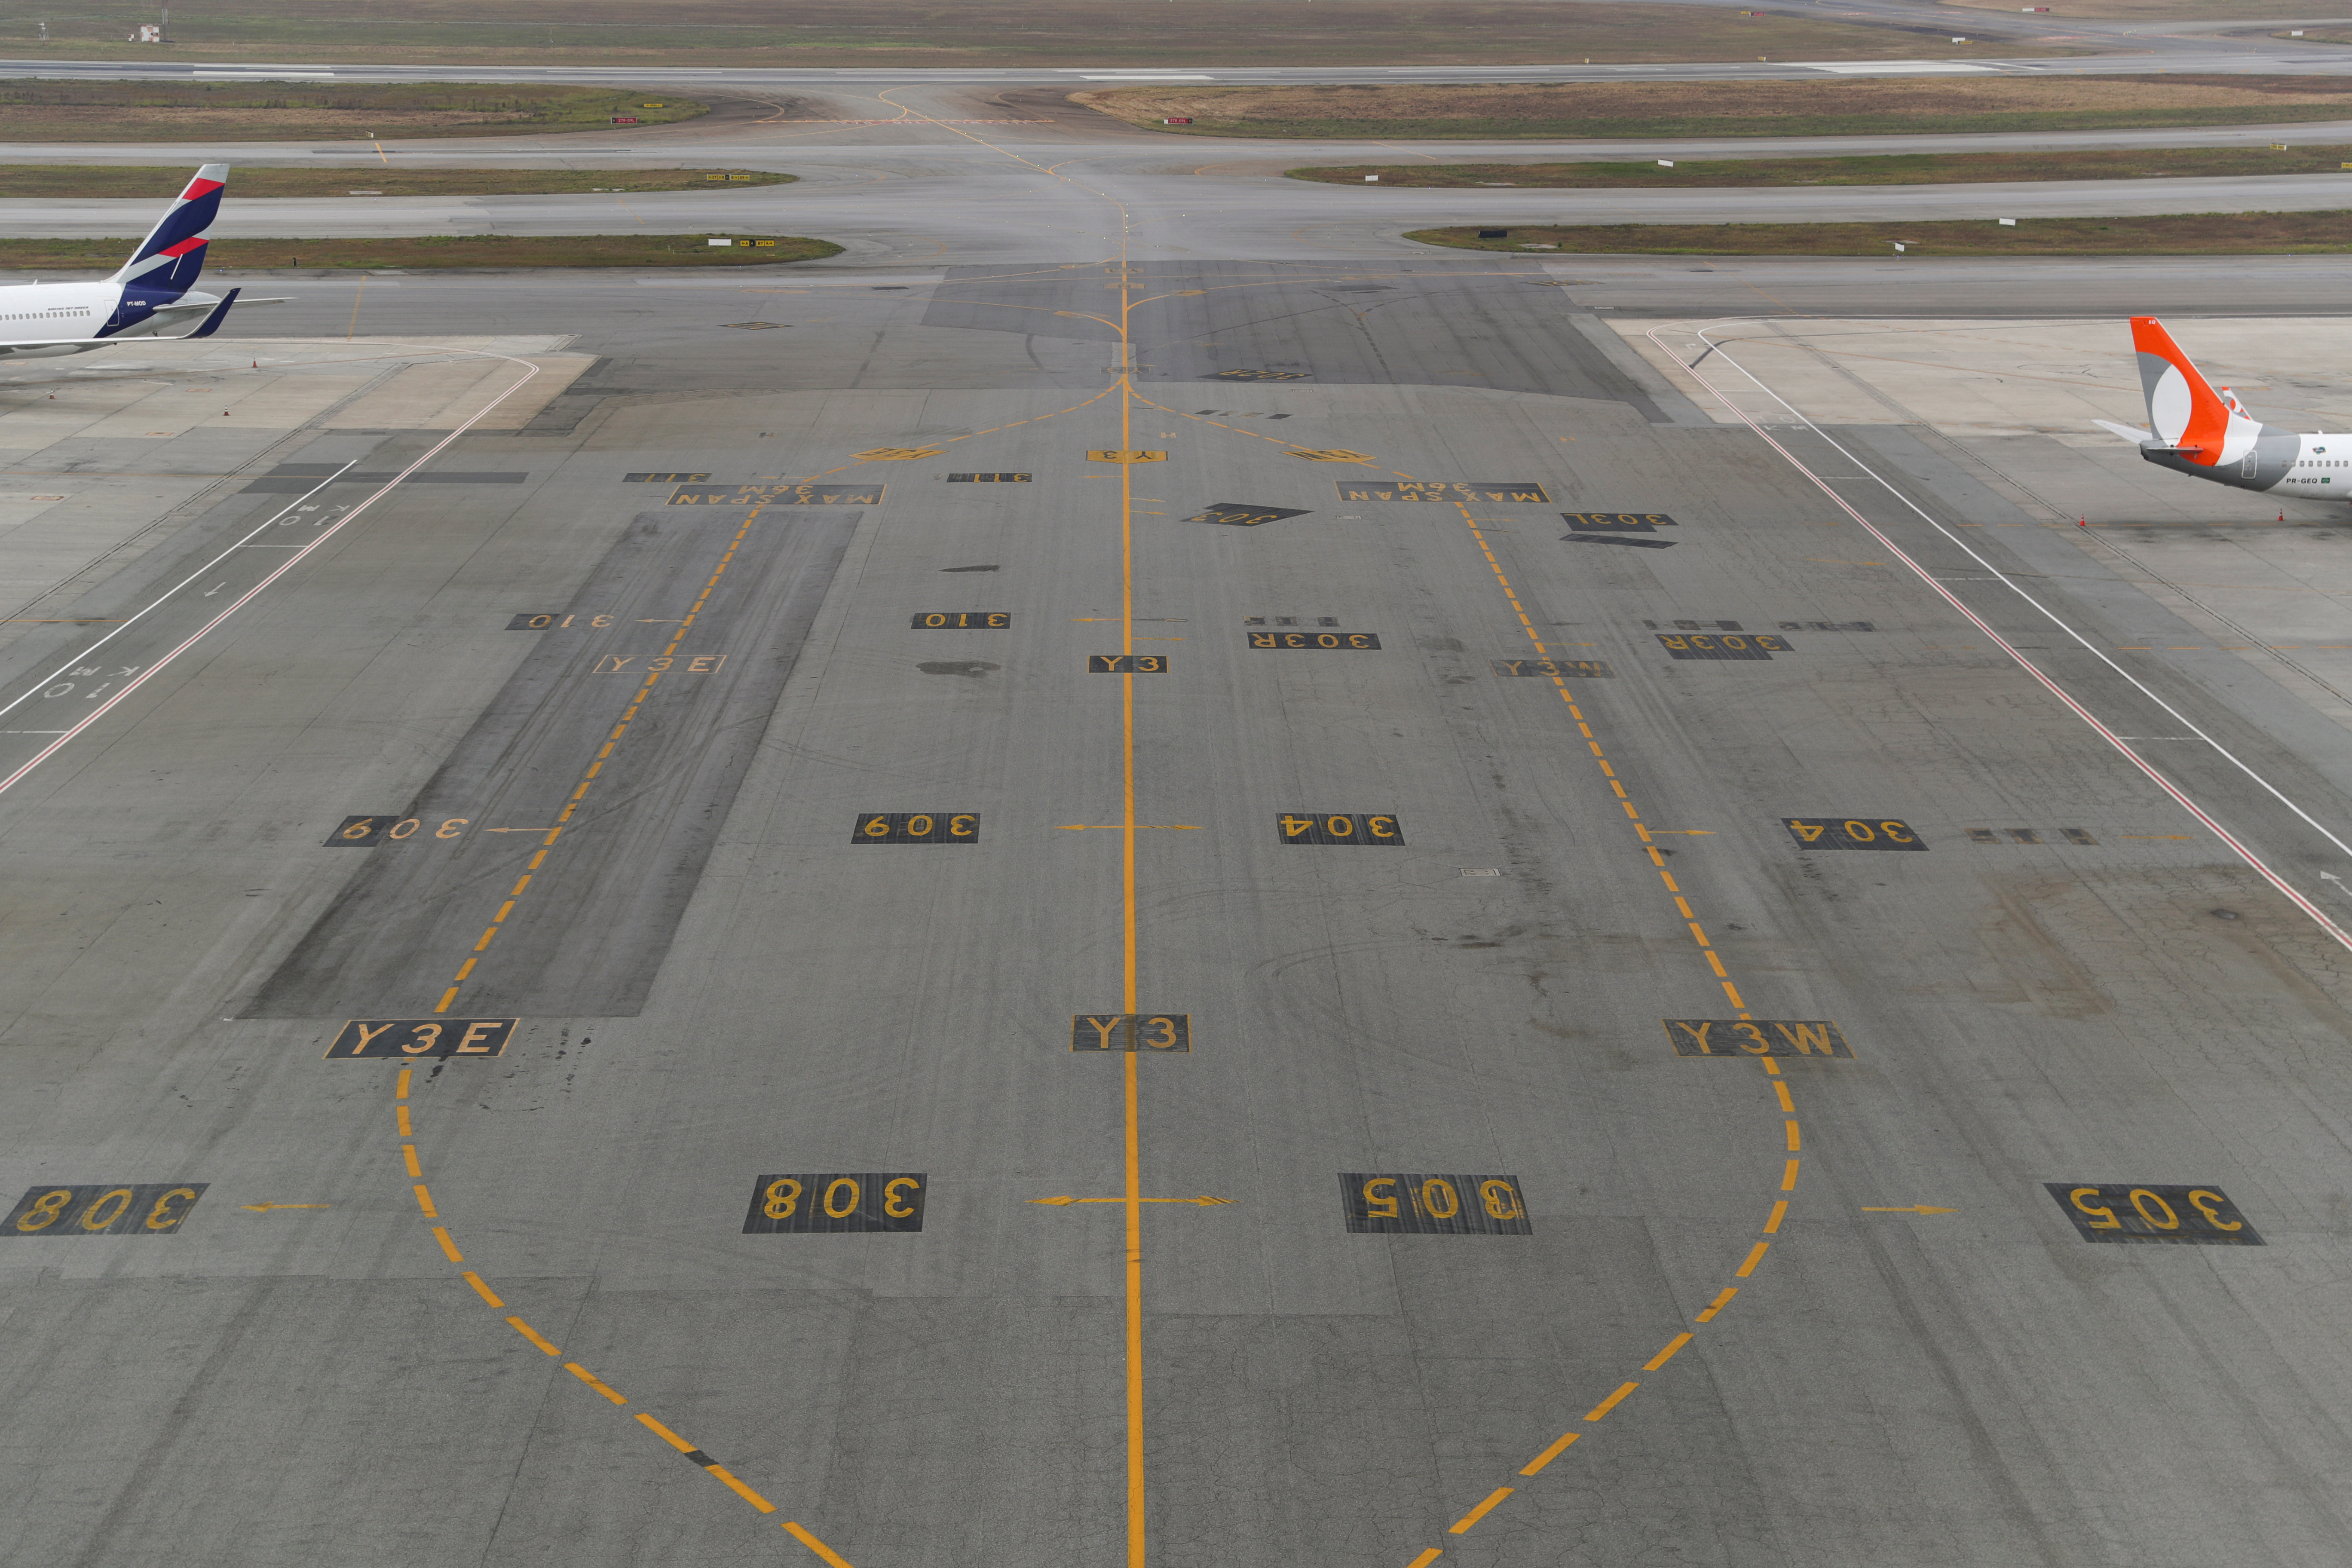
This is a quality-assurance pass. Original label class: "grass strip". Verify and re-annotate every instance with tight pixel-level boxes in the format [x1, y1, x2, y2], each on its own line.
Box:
[0, 82, 707, 142]
[1406, 211, 2352, 256]
[1084, 76, 2352, 140]
[0, 167, 791, 198]
[0, 0, 2062, 69]
[0, 235, 842, 271]
[1295, 144, 2352, 187]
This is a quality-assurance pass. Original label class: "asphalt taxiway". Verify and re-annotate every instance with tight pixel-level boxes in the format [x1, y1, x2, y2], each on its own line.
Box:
[8, 44, 2352, 1568]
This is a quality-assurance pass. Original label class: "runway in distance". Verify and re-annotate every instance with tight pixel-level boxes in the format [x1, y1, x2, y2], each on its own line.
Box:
[0, 163, 273, 360]
[2104, 315, 2352, 502]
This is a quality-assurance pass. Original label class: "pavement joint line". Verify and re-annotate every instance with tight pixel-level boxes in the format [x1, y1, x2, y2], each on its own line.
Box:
[1375, 499, 1804, 1562]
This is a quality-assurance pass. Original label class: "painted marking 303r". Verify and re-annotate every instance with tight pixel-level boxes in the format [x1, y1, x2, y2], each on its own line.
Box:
[1665, 1018, 1853, 1058]
[1342, 1173, 1531, 1235]
[2046, 1183, 2261, 1245]
[325, 1018, 519, 1059]
[1784, 817, 1926, 850]
[2, 1183, 205, 1237]
[1279, 812, 1403, 845]
[1072, 1014, 1191, 1052]
[1248, 631, 1380, 649]
[853, 812, 978, 843]
[743, 1172, 926, 1234]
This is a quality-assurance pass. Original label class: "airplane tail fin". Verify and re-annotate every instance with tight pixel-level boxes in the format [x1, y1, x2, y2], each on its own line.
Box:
[110, 163, 229, 297]
[2131, 315, 2230, 463]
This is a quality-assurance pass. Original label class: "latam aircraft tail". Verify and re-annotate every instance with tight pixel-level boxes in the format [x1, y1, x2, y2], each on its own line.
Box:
[110, 163, 227, 297]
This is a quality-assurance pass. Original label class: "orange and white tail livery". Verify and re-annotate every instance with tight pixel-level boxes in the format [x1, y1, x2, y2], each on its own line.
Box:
[2107, 317, 2342, 499]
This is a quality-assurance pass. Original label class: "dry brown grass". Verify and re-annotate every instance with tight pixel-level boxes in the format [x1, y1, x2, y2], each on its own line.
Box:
[4, 0, 2060, 67]
[0, 82, 705, 143]
[1409, 211, 2352, 255]
[0, 235, 841, 271]
[1946, 0, 2295, 15]
[0, 167, 790, 198]
[1290, 144, 2352, 186]
[1084, 75, 2352, 139]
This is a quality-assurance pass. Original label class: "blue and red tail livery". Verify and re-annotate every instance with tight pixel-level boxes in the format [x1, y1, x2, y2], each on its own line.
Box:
[0, 165, 284, 361]
[112, 162, 229, 296]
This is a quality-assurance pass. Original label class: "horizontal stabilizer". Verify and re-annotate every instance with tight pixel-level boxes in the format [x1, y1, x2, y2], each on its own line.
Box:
[2094, 418, 2155, 444]
[185, 288, 241, 339]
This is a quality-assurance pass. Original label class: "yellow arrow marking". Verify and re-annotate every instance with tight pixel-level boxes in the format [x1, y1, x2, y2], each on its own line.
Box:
[1030, 1195, 1234, 1207]
[1057, 824, 1202, 831]
[240, 1202, 332, 1212]
[1860, 1205, 1959, 1215]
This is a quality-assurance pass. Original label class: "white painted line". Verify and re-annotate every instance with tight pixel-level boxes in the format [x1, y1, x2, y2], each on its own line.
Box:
[1655, 317, 2352, 952]
[0, 349, 543, 799]
[1793, 61, 1998, 74]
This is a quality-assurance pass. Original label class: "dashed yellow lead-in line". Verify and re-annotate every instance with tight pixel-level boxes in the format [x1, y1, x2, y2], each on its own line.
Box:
[389, 1064, 858, 1564]
[1394, 502, 1806, 1566]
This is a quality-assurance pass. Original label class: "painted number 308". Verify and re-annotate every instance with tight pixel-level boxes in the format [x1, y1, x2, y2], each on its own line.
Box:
[764, 1176, 922, 1220]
